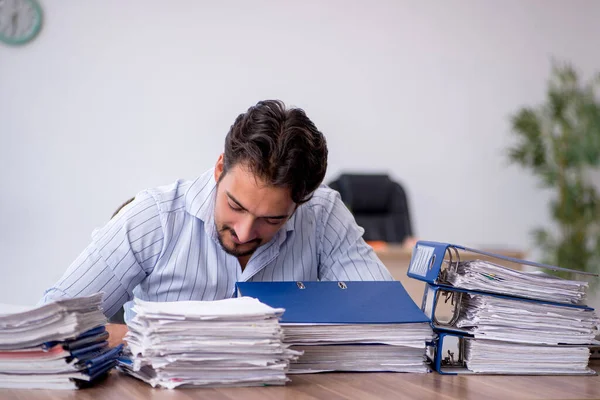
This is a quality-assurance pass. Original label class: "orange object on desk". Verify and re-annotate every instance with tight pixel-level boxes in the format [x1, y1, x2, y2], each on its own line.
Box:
[366, 241, 388, 251]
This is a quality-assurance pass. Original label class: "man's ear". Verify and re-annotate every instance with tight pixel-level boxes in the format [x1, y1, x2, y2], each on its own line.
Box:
[214, 154, 225, 182]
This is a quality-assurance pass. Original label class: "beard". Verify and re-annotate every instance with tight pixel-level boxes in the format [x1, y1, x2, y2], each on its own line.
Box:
[216, 225, 262, 257]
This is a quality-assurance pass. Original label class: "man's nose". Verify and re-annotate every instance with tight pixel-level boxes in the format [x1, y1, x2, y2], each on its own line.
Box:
[234, 215, 257, 243]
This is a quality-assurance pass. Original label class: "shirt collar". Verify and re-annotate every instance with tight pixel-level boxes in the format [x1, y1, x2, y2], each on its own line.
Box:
[185, 168, 217, 223]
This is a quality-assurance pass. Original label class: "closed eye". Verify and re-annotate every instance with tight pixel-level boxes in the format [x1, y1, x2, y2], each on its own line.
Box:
[227, 201, 243, 212]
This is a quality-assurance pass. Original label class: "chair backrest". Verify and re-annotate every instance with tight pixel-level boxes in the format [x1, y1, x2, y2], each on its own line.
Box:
[327, 174, 413, 243]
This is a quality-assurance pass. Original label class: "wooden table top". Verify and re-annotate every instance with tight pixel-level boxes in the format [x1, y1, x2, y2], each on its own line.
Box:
[1, 366, 599, 400]
[373, 244, 526, 262]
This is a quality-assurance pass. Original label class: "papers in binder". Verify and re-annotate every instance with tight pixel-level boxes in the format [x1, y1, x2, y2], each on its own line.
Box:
[236, 281, 434, 374]
[408, 241, 596, 305]
[446, 260, 587, 305]
[433, 333, 595, 375]
[409, 241, 600, 375]
[422, 285, 599, 345]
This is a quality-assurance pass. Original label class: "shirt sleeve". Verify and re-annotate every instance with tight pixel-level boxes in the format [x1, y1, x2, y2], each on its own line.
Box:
[39, 191, 165, 318]
[314, 189, 394, 281]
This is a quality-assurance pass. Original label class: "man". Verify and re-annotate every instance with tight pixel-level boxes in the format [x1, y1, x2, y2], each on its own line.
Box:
[41, 100, 394, 329]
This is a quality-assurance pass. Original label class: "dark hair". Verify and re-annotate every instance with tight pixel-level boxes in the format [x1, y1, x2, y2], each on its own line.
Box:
[223, 100, 328, 204]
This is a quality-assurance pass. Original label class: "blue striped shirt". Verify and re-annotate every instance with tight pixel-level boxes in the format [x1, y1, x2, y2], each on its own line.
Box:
[40, 168, 394, 321]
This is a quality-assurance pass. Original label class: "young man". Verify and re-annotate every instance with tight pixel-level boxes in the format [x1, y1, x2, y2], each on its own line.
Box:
[40, 100, 394, 325]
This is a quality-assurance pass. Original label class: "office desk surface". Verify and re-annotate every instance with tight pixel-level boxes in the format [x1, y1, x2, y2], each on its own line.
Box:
[373, 244, 526, 263]
[2, 368, 599, 400]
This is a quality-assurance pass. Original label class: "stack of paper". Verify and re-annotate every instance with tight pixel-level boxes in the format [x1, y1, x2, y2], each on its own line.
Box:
[285, 323, 434, 373]
[464, 339, 593, 375]
[455, 293, 599, 345]
[290, 344, 429, 372]
[446, 260, 587, 304]
[0, 293, 119, 389]
[119, 297, 300, 389]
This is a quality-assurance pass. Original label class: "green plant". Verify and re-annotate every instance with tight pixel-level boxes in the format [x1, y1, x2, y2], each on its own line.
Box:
[507, 62, 600, 279]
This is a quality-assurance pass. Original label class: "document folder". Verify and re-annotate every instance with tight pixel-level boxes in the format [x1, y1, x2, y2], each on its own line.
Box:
[407, 241, 597, 285]
[236, 281, 430, 324]
[421, 283, 595, 335]
[431, 332, 596, 375]
[407, 241, 596, 306]
[236, 281, 435, 374]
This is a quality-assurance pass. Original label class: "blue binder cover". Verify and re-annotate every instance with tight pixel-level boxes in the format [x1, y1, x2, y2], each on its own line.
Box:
[407, 241, 597, 285]
[235, 281, 430, 324]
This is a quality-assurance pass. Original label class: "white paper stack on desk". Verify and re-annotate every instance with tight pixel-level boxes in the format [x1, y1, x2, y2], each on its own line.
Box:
[0, 293, 118, 389]
[119, 297, 299, 389]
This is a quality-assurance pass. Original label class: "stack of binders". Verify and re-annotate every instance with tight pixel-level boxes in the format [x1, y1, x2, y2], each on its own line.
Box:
[237, 281, 435, 373]
[407, 241, 599, 375]
[0, 293, 121, 389]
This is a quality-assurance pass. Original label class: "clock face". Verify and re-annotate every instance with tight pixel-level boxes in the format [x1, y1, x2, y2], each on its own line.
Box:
[0, 0, 42, 45]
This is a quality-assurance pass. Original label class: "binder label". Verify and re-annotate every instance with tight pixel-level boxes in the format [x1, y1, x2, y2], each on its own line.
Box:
[409, 245, 435, 278]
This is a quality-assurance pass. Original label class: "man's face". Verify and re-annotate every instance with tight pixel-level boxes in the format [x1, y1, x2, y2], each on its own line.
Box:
[213, 155, 296, 258]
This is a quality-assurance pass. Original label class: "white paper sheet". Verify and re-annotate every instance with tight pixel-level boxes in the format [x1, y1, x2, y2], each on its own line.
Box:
[446, 260, 588, 305]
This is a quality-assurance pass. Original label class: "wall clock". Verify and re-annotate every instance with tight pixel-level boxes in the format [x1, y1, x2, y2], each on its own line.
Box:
[0, 0, 43, 46]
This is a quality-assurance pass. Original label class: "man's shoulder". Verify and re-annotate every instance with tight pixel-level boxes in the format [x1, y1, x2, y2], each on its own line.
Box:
[146, 178, 194, 198]
[309, 184, 342, 204]
[141, 169, 214, 214]
[303, 184, 344, 215]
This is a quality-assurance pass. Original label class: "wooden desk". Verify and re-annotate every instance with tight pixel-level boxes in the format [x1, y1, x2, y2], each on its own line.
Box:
[2, 367, 598, 400]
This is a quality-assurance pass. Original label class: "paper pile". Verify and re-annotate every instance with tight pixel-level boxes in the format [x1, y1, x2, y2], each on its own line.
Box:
[442, 261, 599, 375]
[285, 323, 434, 373]
[455, 293, 599, 345]
[0, 293, 119, 389]
[446, 260, 587, 304]
[119, 297, 300, 388]
[464, 339, 593, 374]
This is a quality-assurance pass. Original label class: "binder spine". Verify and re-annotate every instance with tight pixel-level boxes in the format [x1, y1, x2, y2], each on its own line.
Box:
[407, 242, 461, 284]
[432, 333, 468, 375]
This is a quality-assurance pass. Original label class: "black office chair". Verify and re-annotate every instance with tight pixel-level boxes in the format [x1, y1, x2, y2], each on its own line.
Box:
[327, 174, 413, 243]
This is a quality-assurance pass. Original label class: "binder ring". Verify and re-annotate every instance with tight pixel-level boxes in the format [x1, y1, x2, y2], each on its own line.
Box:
[432, 289, 464, 326]
[448, 246, 461, 273]
[296, 282, 305, 289]
[439, 246, 461, 284]
[338, 282, 348, 289]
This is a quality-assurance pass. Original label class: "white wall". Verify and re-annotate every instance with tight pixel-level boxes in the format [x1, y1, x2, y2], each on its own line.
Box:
[1, 0, 599, 305]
